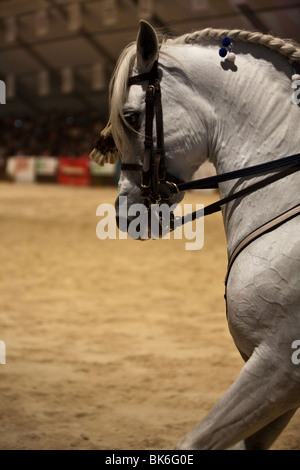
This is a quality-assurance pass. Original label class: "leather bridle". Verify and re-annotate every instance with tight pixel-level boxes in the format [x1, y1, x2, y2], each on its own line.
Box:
[121, 60, 181, 207]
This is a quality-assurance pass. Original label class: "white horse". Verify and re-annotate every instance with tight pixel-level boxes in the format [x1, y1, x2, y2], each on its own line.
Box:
[91, 21, 300, 450]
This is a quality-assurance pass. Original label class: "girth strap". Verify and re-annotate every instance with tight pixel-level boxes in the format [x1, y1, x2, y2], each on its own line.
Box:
[225, 203, 300, 286]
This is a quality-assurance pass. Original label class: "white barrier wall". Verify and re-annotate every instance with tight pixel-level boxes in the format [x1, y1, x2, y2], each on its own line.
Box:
[4, 156, 117, 184]
[6, 156, 36, 183]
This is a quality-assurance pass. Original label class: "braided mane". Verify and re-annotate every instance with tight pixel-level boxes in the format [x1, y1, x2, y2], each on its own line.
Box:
[174, 28, 300, 63]
[90, 27, 300, 166]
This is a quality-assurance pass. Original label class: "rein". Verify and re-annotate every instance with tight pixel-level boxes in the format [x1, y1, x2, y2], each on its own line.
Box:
[173, 153, 300, 227]
[122, 60, 300, 227]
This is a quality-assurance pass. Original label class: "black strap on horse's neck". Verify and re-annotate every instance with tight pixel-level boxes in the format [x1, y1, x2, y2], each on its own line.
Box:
[177, 152, 300, 192]
[173, 163, 300, 229]
[171, 153, 300, 228]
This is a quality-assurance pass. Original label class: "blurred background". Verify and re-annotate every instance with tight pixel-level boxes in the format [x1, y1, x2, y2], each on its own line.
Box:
[0, 0, 300, 184]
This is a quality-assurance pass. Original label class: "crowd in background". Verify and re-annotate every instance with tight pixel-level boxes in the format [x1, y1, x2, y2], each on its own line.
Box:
[0, 112, 105, 158]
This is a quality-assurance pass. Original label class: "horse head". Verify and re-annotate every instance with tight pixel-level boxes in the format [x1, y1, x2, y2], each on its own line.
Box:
[91, 21, 210, 238]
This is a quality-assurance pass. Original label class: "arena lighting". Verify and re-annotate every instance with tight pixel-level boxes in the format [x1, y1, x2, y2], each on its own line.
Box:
[14, 119, 23, 129]
[36, 9, 49, 37]
[92, 63, 106, 91]
[61, 67, 74, 94]
[67, 3, 82, 32]
[102, 0, 118, 26]
[138, 0, 154, 20]
[37, 69, 50, 96]
[66, 116, 75, 125]
[4, 16, 17, 44]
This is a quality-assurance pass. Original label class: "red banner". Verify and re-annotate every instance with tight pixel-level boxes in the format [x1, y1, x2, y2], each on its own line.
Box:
[57, 157, 90, 186]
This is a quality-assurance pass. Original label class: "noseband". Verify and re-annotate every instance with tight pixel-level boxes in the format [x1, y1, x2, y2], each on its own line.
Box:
[121, 60, 181, 206]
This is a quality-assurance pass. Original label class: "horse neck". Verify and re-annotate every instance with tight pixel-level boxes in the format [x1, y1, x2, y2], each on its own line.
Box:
[179, 43, 300, 257]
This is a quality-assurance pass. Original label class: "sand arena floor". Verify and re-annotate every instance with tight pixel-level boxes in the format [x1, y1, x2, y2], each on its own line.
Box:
[0, 182, 299, 450]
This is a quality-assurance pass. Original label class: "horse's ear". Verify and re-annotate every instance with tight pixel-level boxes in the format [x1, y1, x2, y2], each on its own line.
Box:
[136, 20, 159, 72]
[89, 124, 119, 166]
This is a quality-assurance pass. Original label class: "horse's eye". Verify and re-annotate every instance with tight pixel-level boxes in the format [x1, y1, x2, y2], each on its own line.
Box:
[124, 112, 140, 129]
